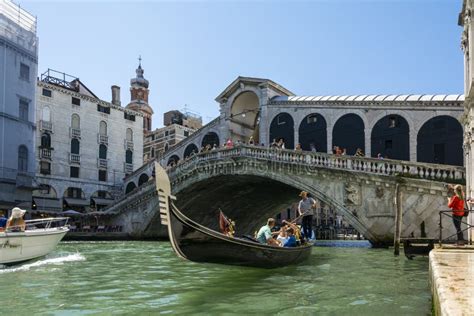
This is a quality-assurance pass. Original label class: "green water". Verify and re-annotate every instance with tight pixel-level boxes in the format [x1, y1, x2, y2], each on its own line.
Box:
[0, 241, 430, 315]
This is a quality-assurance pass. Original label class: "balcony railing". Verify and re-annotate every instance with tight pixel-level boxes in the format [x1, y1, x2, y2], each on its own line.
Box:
[70, 153, 80, 164]
[98, 158, 108, 169]
[125, 140, 134, 151]
[70, 128, 81, 138]
[98, 134, 108, 144]
[39, 148, 52, 160]
[124, 163, 133, 174]
[39, 120, 52, 132]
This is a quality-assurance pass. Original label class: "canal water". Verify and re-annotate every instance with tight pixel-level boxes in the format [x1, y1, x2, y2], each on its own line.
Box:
[0, 241, 431, 315]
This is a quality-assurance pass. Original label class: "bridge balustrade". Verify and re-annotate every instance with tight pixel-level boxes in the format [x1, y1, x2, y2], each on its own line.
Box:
[167, 145, 465, 183]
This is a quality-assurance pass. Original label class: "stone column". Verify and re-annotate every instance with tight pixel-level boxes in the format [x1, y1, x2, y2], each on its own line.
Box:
[294, 123, 299, 148]
[259, 104, 269, 146]
[327, 124, 333, 153]
[364, 128, 371, 157]
[409, 127, 417, 162]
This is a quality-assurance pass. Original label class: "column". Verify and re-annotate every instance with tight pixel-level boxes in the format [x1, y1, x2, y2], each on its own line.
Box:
[364, 128, 371, 157]
[327, 124, 333, 153]
[409, 128, 417, 162]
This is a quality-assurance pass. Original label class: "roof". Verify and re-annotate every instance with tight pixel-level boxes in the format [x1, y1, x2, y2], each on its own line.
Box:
[271, 94, 464, 103]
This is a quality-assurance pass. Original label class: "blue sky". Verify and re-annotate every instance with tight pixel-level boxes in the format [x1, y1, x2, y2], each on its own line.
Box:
[21, 0, 464, 128]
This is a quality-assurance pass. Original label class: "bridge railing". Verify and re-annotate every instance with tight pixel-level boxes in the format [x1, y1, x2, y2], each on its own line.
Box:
[167, 145, 465, 183]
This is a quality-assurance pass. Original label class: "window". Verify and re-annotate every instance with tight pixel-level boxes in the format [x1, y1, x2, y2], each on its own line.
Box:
[97, 104, 110, 114]
[67, 187, 82, 198]
[151, 135, 155, 141]
[98, 170, 107, 182]
[124, 112, 136, 121]
[71, 114, 80, 129]
[307, 115, 318, 124]
[97, 191, 107, 198]
[42, 89, 52, 97]
[40, 161, 51, 175]
[19, 99, 28, 121]
[70, 166, 79, 178]
[41, 133, 51, 148]
[71, 139, 80, 154]
[385, 140, 393, 150]
[42, 106, 51, 122]
[39, 184, 51, 195]
[165, 131, 169, 137]
[126, 128, 133, 141]
[126, 149, 133, 164]
[18, 145, 28, 172]
[72, 97, 81, 106]
[184, 131, 189, 137]
[20, 63, 29, 81]
[99, 121, 107, 135]
[164, 143, 169, 151]
[99, 144, 107, 159]
[151, 148, 155, 158]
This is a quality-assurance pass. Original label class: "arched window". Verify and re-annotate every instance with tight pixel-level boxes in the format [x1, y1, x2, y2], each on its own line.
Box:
[41, 133, 51, 148]
[269, 113, 295, 149]
[18, 145, 28, 172]
[332, 114, 365, 155]
[42, 106, 51, 122]
[138, 173, 149, 186]
[126, 128, 133, 142]
[71, 139, 80, 154]
[99, 121, 107, 136]
[71, 114, 80, 129]
[125, 182, 137, 194]
[99, 144, 107, 159]
[126, 149, 133, 164]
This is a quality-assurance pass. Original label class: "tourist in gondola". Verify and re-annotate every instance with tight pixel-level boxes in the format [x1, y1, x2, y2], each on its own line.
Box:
[256, 218, 279, 246]
[447, 184, 466, 245]
[276, 224, 288, 246]
[298, 191, 317, 240]
[283, 228, 297, 247]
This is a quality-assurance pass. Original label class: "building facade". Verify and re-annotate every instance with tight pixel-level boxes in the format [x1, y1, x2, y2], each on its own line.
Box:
[33, 69, 144, 213]
[0, 1, 38, 211]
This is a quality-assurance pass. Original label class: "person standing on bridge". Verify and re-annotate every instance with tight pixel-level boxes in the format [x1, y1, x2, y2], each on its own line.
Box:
[298, 191, 317, 241]
[447, 184, 466, 245]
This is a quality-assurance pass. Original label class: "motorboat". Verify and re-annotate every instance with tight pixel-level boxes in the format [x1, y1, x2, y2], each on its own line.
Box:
[0, 217, 69, 265]
[155, 162, 312, 268]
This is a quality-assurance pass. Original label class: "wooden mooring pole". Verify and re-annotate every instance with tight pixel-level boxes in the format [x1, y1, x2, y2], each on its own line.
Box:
[393, 183, 403, 256]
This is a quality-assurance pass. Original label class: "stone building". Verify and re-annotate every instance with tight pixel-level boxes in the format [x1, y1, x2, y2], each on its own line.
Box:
[0, 1, 38, 212]
[34, 69, 143, 213]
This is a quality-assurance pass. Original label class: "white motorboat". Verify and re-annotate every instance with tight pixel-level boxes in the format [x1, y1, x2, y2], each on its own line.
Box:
[0, 217, 69, 265]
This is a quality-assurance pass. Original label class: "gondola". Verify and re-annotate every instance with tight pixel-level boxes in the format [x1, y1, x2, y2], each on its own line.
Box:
[155, 163, 312, 268]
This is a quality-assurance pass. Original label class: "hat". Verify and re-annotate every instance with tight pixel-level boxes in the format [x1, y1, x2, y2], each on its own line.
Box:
[299, 191, 308, 197]
[11, 207, 26, 219]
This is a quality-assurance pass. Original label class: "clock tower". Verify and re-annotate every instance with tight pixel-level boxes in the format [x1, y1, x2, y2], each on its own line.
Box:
[126, 57, 153, 133]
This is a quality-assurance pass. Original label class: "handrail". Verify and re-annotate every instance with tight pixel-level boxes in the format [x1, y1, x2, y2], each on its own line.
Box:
[3, 217, 69, 232]
[439, 210, 473, 245]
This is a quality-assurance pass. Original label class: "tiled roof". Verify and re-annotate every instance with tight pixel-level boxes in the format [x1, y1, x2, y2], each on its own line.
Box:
[272, 94, 464, 103]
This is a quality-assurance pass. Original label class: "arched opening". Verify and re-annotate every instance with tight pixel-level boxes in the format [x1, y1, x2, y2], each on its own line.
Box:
[298, 113, 327, 152]
[63, 187, 87, 212]
[230, 91, 260, 143]
[167, 155, 180, 166]
[126, 128, 133, 142]
[269, 113, 294, 149]
[33, 185, 57, 198]
[371, 115, 409, 160]
[32, 185, 61, 212]
[126, 149, 133, 164]
[41, 133, 51, 148]
[125, 182, 137, 194]
[184, 143, 199, 158]
[332, 114, 365, 155]
[90, 190, 113, 211]
[201, 132, 220, 148]
[71, 114, 80, 129]
[42, 106, 51, 122]
[99, 144, 107, 159]
[417, 116, 463, 166]
[18, 145, 28, 172]
[138, 173, 149, 186]
[71, 138, 80, 154]
[99, 121, 107, 135]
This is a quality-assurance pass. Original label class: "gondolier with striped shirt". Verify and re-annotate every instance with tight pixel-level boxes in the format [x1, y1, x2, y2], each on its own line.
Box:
[298, 191, 317, 240]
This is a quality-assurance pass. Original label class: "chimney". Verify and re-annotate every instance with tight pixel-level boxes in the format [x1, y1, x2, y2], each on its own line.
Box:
[111, 85, 121, 106]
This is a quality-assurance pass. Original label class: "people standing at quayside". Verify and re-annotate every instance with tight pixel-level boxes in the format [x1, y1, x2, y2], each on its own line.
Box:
[447, 184, 466, 245]
[298, 191, 317, 240]
[256, 218, 279, 246]
[0, 210, 7, 232]
[6, 207, 26, 232]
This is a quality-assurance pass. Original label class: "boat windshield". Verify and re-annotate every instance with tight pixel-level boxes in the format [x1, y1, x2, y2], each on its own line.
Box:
[4, 217, 69, 232]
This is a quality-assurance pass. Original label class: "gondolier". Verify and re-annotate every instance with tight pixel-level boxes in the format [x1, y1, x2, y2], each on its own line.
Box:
[298, 191, 317, 240]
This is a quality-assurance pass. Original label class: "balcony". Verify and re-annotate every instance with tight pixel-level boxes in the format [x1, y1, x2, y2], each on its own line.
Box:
[39, 120, 52, 132]
[124, 163, 133, 174]
[39, 147, 52, 160]
[124, 140, 134, 151]
[98, 134, 108, 145]
[69, 153, 80, 164]
[98, 158, 107, 169]
[70, 128, 81, 138]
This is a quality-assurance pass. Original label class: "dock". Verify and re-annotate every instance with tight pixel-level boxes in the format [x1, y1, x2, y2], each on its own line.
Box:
[429, 246, 474, 316]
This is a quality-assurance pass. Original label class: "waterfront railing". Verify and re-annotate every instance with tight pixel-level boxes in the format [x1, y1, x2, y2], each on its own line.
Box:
[438, 210, 473, 245]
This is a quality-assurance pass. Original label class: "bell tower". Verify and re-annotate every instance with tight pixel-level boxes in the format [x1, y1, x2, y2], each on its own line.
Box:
[126, 56, 153, 133]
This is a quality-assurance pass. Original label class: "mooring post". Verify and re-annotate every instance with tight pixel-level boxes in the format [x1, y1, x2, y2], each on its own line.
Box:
[393, 182, 403, 256]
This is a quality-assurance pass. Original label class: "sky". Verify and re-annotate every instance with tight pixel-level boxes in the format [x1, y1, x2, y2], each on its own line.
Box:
[19, 0, 464, 128]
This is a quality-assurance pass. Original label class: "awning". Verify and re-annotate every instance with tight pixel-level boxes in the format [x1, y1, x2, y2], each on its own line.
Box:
[64, 198, 89, 207]
[33, 197, 62, 211]
[92, 198, 114, 206]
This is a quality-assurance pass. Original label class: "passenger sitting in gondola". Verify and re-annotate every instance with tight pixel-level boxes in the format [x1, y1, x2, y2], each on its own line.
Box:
[276, 224, 288, 246]
[6, 207, 26, 232]
[283, 228, 297, 247]
[256, 218, 279, 246]
[282, 220, 303, 245]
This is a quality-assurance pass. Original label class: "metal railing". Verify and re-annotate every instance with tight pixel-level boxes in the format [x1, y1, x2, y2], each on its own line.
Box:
[70, 153, 80, 164]
[98, 134, 108, 145]
[98, 158, 107, 169]
[39, 148, 52, 160]
[124, 162, 133, 174]
[124, 140, 133, 150]
[39, 120, 52, 132]
[70, 128, 81, 138]
[439, 210, 473, 245]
